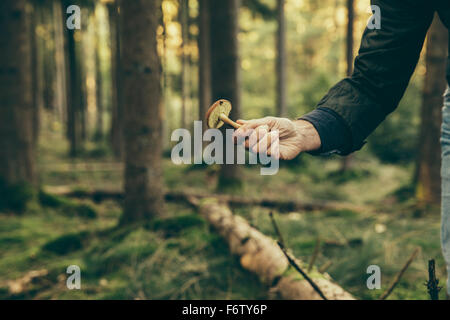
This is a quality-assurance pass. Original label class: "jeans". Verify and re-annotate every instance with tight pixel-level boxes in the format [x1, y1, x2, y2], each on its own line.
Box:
[442, 86, 450, 295]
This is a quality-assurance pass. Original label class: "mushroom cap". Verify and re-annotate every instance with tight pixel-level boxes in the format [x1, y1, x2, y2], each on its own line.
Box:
[205, 99, 232, 129]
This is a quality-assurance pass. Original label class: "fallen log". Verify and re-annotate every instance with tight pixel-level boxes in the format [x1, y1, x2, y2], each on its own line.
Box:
[45, 186, 367, 213]
[190, 197, 355, 300]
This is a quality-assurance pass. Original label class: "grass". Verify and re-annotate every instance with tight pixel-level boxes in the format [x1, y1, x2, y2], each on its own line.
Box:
[0, 122, 446, 300]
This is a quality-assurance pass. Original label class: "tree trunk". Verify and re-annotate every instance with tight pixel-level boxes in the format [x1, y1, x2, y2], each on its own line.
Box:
[53, 0, 68, 125]
[161, 2, 169, 150]
[276, 0, 287, 117]
[180, 0, 189, 129]
[0, 0, 36, 185]
[29, 3, 40, 147]
[120, 0, 164, 223]
[94, 33, 104, 141]
[41, 6, 55, 112]
[341, 0, 354, 172]
[108, 1, 124, 160]
[416, 14, 448, 205]
[198, 0, 211, 134]
[345, 0, 354, 78]
[62, 0, 83, 157]
[210, 0, 243, 191]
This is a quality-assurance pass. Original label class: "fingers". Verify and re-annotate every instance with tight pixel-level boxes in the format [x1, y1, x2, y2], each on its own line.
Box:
[255, 130, 280, 155]
[233, 117, 274, 141]
[267, 136, 280, 160]
[247, 125, 269, 150]
[252, 128, 272, 153]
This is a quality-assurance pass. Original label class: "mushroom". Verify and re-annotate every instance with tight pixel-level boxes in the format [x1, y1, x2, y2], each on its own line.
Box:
[205, 99, 241, 129]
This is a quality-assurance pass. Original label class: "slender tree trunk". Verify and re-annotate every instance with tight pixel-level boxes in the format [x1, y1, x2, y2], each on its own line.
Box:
[198, 0, 211, 134]
[62, 0, 83, 157]
[94, 36, 104, 140]
[108, 2, 124, 160]
[341, 0, 354, 172]
[29, 3, 40, 147]
[210, 0, 242, 191]
[416, 14, 448, 205]
[345, 0, 354, 78]
[41, 6, 55, 112]
[0, 0, 36, 185]
[161, 3, 169, 149]
[120, 0, 164, 223]
[53, 0, 67, 125]
[276, 0, 287, 117]
[180, 0, 189, 128]
[79, 11, 89, 143]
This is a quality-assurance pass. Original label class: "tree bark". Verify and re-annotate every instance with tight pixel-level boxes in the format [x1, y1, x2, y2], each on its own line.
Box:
[198, 0, 211, 134]
[0, 0, 36, 185]
[120, 0, 165, 223]
[210, 0, 243, 191]
[53, 0, 68, 125]
[108, 1, 124, 160]
[41, 6, 55, 113]
[345, 0, 354, 78]
[29, 3, 40, 147]
[276, 0, 287, 117]
[180, 0, 189, 129]
[94, 30, 104, 140]
[62, 0, 84, 157]
[416, 14, 448, 205]
[341, 0, 355, 172]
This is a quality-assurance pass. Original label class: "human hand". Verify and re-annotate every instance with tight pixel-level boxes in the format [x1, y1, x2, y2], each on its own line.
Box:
[232, 117, 321, 160]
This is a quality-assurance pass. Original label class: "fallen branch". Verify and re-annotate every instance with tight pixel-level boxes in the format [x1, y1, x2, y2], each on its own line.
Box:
[269, 211, 327, 299]
[426, 259, 441, 300]
[189, 197, 354, 300]
[269, 212, 286, 247]
[45, 187, 367, 213]
[378, 247, 420, 300]
[277, 241, 328, 300]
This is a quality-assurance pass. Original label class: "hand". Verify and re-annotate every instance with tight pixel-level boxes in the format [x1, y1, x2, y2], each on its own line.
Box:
[232, 117, 321, 160]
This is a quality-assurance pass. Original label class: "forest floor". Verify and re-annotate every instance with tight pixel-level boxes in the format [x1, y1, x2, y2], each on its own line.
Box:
[0, 125, 446, 300]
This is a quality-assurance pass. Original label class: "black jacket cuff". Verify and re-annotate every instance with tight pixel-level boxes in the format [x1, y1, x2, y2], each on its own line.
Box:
[299, 107, 356, 156]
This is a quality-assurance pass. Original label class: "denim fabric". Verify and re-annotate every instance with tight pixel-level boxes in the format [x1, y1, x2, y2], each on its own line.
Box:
[442, 86, 450, 295]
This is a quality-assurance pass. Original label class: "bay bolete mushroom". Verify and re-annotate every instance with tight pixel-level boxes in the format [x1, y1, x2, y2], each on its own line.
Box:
[206, 99, 241, 129]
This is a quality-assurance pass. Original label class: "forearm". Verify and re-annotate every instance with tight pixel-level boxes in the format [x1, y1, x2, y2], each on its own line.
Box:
[306, 0, 434, 154]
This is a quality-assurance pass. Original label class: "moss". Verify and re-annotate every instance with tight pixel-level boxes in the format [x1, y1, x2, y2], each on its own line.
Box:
[38, 190, 66, 208]
[327, 168, 372, 184]
[280, 264, 325, 281]
[66, 204, 97, 219]
[42, 231, 90, 255]
[324, 209, 358, 218]
[38, 191, 97, 219]
[0, 178, 34, 213]
[217, 176, 243, 193]
[390, 184, 416, 203]
[146, 214, 205, 236]
[0, 286, 9, 299]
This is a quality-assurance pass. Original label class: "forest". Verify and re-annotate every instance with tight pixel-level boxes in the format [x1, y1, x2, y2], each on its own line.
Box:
[0, 0, 449, 301]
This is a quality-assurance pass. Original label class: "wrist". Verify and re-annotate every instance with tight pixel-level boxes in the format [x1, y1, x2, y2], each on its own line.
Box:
[293, 120, 322, 152]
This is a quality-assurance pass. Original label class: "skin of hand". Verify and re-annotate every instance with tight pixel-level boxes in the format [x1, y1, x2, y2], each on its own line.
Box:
[232, 117, 322, 160]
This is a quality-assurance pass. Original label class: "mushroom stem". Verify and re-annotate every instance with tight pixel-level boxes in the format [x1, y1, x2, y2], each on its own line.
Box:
[219, 113, 241, 129]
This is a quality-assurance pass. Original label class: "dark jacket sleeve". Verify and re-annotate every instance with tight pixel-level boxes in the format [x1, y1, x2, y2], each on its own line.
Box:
[301, 0, 435, 155]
